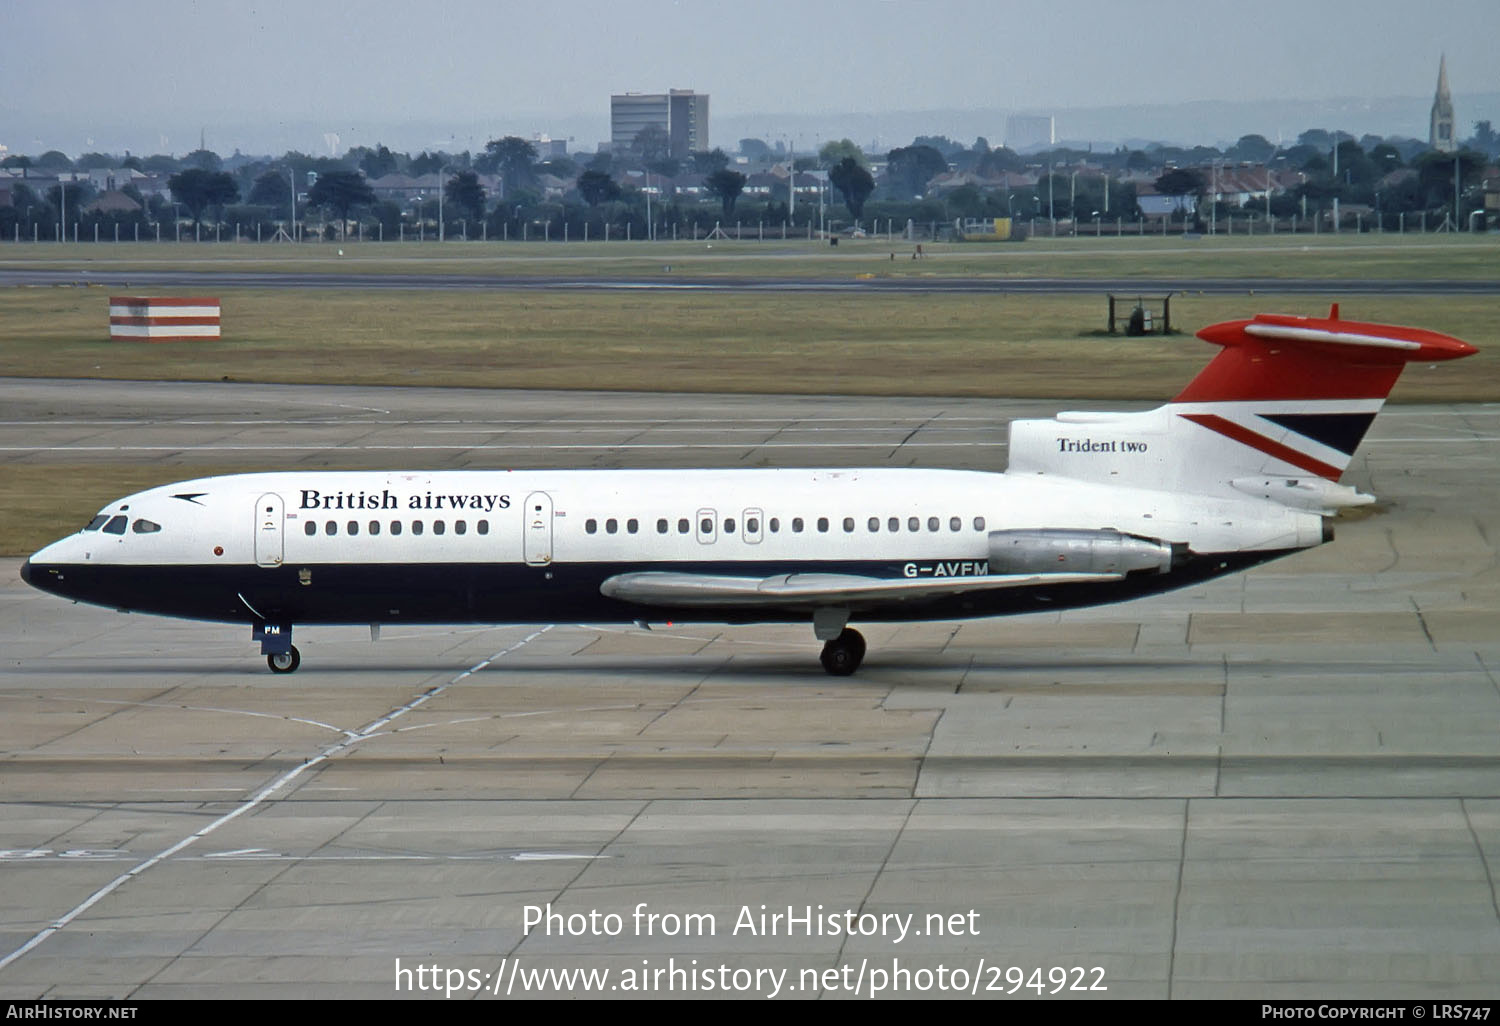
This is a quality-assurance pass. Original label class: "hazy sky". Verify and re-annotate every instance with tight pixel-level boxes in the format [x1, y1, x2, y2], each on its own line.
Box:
[4, 0, 1497, 155]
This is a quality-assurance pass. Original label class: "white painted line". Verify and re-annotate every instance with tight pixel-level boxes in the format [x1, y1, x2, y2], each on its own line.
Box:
[0, 692, 350, 737]
[511, 853, 609, 862]
[0, 625, 554, 974]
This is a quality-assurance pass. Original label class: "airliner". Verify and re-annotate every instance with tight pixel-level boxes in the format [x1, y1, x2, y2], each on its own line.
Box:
[21, 307, 1475, 676]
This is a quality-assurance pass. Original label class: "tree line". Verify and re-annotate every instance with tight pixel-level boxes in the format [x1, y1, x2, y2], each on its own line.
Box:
[3, 121, 1495, 241]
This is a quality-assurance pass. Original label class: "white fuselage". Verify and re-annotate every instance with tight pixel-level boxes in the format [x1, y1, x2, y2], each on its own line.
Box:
[25, 466, 1324, 632]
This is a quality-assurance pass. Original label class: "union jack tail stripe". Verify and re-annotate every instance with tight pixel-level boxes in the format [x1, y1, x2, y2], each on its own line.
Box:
[1178, 412, 1346, 481]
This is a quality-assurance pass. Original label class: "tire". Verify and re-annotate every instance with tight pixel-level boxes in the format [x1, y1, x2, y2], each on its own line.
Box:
[819, 628, 865, 676]
[267, 644, 301, 674]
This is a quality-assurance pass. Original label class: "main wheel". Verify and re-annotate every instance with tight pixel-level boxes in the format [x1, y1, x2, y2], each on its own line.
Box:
[267, 645, 301, 674]
[819, 628, 866, 676]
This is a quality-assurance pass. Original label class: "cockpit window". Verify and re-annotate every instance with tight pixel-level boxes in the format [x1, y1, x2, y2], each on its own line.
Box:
[132, 519, 162, 534]
[84, 515, 109, 532]
[102, 515, 128, 535]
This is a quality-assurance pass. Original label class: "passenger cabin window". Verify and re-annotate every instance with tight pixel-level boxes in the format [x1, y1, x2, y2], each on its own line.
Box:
[657, 518, 668, 534]
[927, 517, 939, 532]
[817, 517, 829, 533]
[412, 521, 424, 536]
[908, 517, 920, 532]
[724, 518, 735, 534]
[792, 517, 804, 533]
[305, 521, 317, 536]
[769, 518, 779, 533]
[949, 516, 961, 532]
[606, 518, 618, 534]
[477, 520, 488, 535]
[974, 516, 986, 531]
[700, 517, 713, 534]
[627, 518, 638, 534]
[888, 517, 900, 532]
[391, 521, 403, 536]
[347, 521, 359, 536]
[843, 517, 855, 533]
[455, 520, 466, 535]
[868, 517, 879, 532]
[370, 520, 381, 535]
[586, 519, 598, 534]
[747, 517, 759, 534]
[324, 521, 336, 536]
[434, 521, 445, 535]
[678, 518, 690, 534]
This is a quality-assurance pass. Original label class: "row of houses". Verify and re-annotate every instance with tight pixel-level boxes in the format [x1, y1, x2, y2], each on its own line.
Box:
[0, 166, 184, 220]
[0, 161, 1311, 221]
[10, 159, 1492, 222]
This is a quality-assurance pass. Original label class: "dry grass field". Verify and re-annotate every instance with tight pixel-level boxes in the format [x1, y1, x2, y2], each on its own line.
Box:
[1, 287, 1495, 400]
[5, 231, 1499, 280]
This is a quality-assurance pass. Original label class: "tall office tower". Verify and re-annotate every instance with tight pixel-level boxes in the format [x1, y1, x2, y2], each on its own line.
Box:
[611, 89, 709, 159]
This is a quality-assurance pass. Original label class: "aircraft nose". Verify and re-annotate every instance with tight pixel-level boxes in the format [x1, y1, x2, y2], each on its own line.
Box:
[19, 559, 31, 586]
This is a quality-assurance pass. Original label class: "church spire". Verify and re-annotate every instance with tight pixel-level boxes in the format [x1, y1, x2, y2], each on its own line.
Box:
[1431, 55, 1456, 153]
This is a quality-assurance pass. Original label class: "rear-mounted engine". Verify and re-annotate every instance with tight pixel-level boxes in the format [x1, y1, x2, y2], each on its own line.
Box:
[987, 528, 1183, 576]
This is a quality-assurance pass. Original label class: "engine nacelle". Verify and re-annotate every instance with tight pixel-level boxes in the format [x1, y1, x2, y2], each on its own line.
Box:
[987, 528, 1179, 576]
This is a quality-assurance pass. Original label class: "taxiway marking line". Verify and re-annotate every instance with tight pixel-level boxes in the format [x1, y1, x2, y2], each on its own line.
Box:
[0, 626, 553, 974]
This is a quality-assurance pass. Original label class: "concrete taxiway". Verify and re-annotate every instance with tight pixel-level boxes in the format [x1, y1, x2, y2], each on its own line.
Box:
[2, 378, 1499, 999]
[3, 266, 1498, 294]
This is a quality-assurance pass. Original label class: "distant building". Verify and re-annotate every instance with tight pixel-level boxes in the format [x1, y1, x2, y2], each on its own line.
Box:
[1006, 114, 1054, 152]
[1431, 55, 1456, 154]
[83, 190, 142, 215]
[367, 172, 502, 203]
[1136, 186, 1195, 220]
[611, 89, 709, 159]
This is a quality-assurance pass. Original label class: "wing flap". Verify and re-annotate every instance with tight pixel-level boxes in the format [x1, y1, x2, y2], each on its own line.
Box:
[600, 570, 1120, 609]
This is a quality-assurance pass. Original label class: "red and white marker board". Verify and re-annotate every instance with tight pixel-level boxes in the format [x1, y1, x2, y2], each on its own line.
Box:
[109, 297, 221, 341]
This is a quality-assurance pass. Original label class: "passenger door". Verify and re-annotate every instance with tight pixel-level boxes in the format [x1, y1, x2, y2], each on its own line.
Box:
[255, 494, 284, 567]
[523, 491, 553, 565]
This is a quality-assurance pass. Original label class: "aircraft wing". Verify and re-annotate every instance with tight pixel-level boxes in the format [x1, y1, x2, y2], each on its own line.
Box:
[599, 570, 1120, 609]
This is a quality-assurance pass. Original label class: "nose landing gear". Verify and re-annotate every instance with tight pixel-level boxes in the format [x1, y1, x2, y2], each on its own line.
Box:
[267, 645, 301, 674]
[253, 621, 299, 674]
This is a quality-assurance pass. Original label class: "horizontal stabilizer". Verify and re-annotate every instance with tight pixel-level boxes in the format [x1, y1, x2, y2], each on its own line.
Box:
[601, 570, 1118, 609]
[1181, 307, 1476, 403]
[1242, 324, 1420, 351]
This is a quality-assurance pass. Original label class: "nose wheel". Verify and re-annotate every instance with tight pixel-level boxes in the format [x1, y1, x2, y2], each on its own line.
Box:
[267, 644, 301, 674]
[819, 628, 866, 676]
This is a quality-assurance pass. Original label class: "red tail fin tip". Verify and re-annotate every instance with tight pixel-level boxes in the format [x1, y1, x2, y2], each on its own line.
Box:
[1179, 310, 1476, 403]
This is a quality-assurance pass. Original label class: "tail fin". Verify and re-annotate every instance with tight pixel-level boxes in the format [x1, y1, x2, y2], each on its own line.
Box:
[1007, 307, 1476, 509]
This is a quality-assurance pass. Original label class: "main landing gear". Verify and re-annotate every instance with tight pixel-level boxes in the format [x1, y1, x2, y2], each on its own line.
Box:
[819, 628, 866, 676]
[814, 609, 865, 676]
